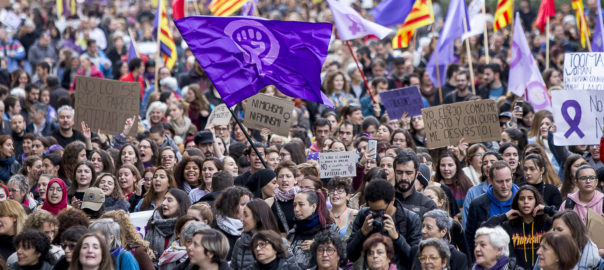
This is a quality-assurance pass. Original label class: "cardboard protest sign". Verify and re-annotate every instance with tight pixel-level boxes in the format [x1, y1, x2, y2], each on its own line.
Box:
[0, 0, 9, 8]
[551, 90, 604, 146]
[564, 53, 604, 90]
[74, 77, 139, 136]
[379, 86, 424, 119]
[129, 210, 154, 238]
[0, 10, 21, 29]
[244, 94, 294, 137]
[422, 99, 500, 149]
[204, 104, 232, 130]
[586, 209, 604, 249]
[319, 151, 357, 178]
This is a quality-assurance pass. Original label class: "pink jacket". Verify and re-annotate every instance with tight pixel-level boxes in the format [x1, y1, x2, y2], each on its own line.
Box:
[561, 191, 604, 223]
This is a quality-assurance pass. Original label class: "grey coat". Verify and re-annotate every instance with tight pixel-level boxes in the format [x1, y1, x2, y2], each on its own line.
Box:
[231, 232, 299, 270]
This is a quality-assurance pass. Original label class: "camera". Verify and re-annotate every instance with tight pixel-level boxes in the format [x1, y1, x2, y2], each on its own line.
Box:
[371, 209, 385, 233]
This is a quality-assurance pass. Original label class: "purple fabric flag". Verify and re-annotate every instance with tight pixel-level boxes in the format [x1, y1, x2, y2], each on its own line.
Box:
[592, 0, 604, 52]
[327, 0, 393, 41]
[426, 0, 469, 88]
[127, 39, 138, 62]
[174, 16, 334, 108]
[241, 0, 257, 16]
[508, 12, 551, 111]
[372, 0, 414, 27]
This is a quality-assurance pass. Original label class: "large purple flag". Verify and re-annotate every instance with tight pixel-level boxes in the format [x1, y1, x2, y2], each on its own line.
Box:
[508, 12, 551, 111]
[426, 0, 470, 87]
[592, 0, 604, 52]
[175, 16, 333, 108]
[372, 0, 414, 27]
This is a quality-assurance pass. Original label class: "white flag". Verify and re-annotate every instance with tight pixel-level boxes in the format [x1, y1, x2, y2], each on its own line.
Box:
[462, 0, 485, 41]
[326, 0, 393, 41]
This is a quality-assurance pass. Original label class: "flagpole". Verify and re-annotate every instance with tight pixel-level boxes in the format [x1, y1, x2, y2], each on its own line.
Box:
[155, 0, 162, 92]
[546, 16, 550, 70]
[431, 24, 443, 103]
[463, 18, 477, 95]
[345, 41, 376, 103]
[482, 0, 490, 64]
[228, 107, 268, 168]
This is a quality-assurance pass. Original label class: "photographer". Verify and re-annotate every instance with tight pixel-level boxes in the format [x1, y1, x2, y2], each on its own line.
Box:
[346, 179, 422, 270]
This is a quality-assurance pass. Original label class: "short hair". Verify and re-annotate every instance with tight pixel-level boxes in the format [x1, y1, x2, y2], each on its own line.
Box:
[456, 69, 470, 81]
[310, 230, 347, 266]
[8, 174, 29, 193]
[489, 160, 512, 180]
[56, 208, 90, 244]
[364, 179, 394, 204]
[475, 226, 510, 258]
[57, 105, 75, 118]
[46, 76, 59, 88]
[393, 149, 419, 171]
[419, 238, 451, 264]
[361, 116, 379, 133]
[541, 232, 580, 270]
[327, 177, 352, 194]
[149, 123, 164, 135]
[212, 171, 234, 192]
[60, 225, 88, 242]
[484, 63, 501, 76]
[181, 221, 209, 242]
[446, 63, 460, 79]
[31, 102, 49, 116]
[192, 228, 230, 263]
[370, 77, 388, 88]
[362, 233, 394, 260]
[215, 186, 253, 218]
[89, 218, 122, 249]
[314, 118, 331, 131]
[13, 229, 51, 261]
[251, 230, 287, 259]
[24, 209, 58, 234]
[24, 83, 39, 93]
[0, 200, 27, 235]
[275, 160, 300, 177]
[4, 96, 18, 110]
[128, 58, 143, 72]
[423, 209, 452, 232]
[36, 62, 51, 73]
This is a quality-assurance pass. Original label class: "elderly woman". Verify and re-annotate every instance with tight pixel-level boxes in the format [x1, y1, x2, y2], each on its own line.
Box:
[536, 232, 580, 270]
[310, 230, 346, 270]
[473, 226, 523, 270]
[8, 174, 37, 211]
[251, 230, 300, 270]
[362, 233, 396, 270]
[89, 218, 139, 270]
[417, 209, 468, 270]
[143, 101, 167, 130]
[417, 238, 450, 270]
[9, 229, 54, 270]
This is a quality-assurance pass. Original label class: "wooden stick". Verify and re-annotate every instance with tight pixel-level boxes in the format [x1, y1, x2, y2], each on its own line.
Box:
[482, 0, 490, 64]
[546, 16, 550, 70]
[345, 41, 375, 103]
[463, 17, 477, 95]
[431, 24, 443, 103]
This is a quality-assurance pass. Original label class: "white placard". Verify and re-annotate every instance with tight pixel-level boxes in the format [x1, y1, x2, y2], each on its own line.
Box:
[129, 210, 154, 238]
[319, 151, 357, 178]
[564, 53, 604, 90]
[551, 90, 604, 146]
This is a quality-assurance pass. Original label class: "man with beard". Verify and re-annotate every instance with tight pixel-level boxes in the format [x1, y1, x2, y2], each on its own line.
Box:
[52, 105, 86, 147]
[310, 118, 331, 153]
[443, 70, 475, 104]
[477, 63, 507, 101]
[193, 130, 214, 158]
[234, 142, 266, 187]
[393, 150, 437, 218]
[10, 114, 26, 160]
[336, 121, 355, 151]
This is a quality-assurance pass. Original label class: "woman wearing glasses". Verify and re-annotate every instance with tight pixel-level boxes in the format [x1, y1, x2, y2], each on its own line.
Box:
[251, 230, 300, 270]
[40, 178, 70, 215]
[310, 230, 346, 270]
[560, 165, 604, 222]
[417, 238, 450, 270]
[327, 177, 357, 241]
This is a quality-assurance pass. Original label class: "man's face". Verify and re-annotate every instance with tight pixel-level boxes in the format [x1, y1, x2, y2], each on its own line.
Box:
[28, 88, 40, 103]
[149, 132, 165, 147]
[395, 161, 418, 193]
[88, 42, 98, 55]
[337, 124, 354, 146]
[394, 63, 406, 76]
[372, 65, 386, 78]
[482, 69, 495, 85]
[247, 148, 265, 170]
[214, 125, 229, 139]
[492, 167, 513, 200]
[58, 110, 73, 130]
[199, 143, 213, 157]
[159, 68, 171, 80]
[39, 36, 49, 47]
[374, 82, 388, 94]
[22, 139, 32, 155]
[10, 115, 25, 135]
[409, 77, 420, 87]
[456, 74, 468, 91]
[315, 125, 331, 146]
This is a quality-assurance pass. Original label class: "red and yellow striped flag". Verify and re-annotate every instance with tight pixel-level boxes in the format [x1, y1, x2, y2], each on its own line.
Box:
[392, 0, 434, 49]
[493, 0, 513, 32]
[572, 0, 591, 48]
[210, 0, 249, 16]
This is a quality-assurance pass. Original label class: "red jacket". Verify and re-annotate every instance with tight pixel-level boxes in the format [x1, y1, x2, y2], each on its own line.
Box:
[119, 72, 145, 99]
[69, 66, 104, 92]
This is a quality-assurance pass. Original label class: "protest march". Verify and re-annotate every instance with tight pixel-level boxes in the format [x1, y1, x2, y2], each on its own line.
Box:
[1, 0, 604, 269]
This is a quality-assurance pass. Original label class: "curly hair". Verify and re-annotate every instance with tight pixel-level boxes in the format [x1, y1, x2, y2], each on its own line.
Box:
[100, 210, 153, 258]
[13, 229, 51, 263]
[311, 230, 347, 266]
[55, 208, 90, 244]
[189, 202, 214, 225]
[275, 160, 300, 177]
[59, 141, 86, 180]
[23, 209, 58, 235]
[215, 186, 253, 219]
[173, 155, 203, 190]
[93, 173, 125, 201]
[18, 155, 41, 177]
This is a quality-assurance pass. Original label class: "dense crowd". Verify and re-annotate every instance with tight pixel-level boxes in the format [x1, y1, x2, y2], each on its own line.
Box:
[0, 0, 602, 270]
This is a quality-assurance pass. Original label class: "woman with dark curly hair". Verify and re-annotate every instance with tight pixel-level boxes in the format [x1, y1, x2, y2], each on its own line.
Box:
[311, 230, 347, 270]
[55, 208, 89, 245]
[214, 186, 252, 260]
[58, 141, 87, 184]
[173, 155, 203, 193]
[9, 229, 53, 269]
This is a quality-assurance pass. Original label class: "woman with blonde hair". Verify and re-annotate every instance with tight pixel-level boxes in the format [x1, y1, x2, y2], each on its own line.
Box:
[101, 210, 155, 269]
[0, 200, 27, 260]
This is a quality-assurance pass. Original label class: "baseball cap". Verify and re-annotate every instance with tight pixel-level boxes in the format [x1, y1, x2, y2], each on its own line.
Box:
[81, 187, 105, 211]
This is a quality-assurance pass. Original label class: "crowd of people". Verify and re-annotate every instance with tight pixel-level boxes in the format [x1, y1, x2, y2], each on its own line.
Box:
[0, 0, 602, 270]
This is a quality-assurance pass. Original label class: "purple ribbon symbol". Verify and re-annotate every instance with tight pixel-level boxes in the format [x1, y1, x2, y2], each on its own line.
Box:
[561, 100, 585, 138]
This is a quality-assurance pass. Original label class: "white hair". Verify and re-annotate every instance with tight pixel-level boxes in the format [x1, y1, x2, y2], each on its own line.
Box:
[475, 226, 510, 258]
[57, 105, 75, 118]
[145, 101, 168, 121]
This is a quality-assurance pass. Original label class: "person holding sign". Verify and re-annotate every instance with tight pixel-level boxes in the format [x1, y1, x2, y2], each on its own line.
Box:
[360, 77, 388, 118]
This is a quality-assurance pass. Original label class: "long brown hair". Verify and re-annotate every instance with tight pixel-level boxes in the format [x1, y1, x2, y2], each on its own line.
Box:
[434, 152, 473, 193]
[139, 166, 177, 211]
[69, 233, 115, 270]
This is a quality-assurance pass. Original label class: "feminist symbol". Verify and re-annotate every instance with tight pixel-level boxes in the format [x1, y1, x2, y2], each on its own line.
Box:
[561, 100, 585, 138]
[345, 14, 364, 35]
[224, 20, 280, 75]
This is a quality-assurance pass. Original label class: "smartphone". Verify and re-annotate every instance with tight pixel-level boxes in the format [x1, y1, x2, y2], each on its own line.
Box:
[367, 140, 377, 160]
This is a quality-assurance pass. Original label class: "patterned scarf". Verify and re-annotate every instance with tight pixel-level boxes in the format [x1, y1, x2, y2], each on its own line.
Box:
[274, 186, 300, 202]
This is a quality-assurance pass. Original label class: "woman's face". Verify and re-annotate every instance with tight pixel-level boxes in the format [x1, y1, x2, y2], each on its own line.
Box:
[184, 162, 201, 186]
[277, 168, 296, 191]
[261, 178, 278, 198]
[138, 140, 153, 163]
[365, 125, 377, 139]
[376, 125, 391, 142]
[327, 116, 338, 134]
[223, 157, 239, 177]
[236, 195, 250, 220]
[161, 192, 180, 218]
[392, 132, 408, 148]
[16, 243, 41, 266]
[118, 168, 136, 192]
[523, 112, 534, 127]
[0, 215, 15, 235]
[201, 161, 218, 187]
[215, 136, 225, 156]
[293, 193, 317, 220]
[168, 104, 182, 120]
[0, 189, 7, 202]
[517, 190, 536, 216]
[333, 74, 345, 90]
[1, 139, 14, 157]
[98, 176, 115, 196]
[185, 89, 196, 103]
[474, 235, 501, 269]
[40, 90, 50, 104]
[329, 186, 348, 207]
[90, 153, 104, 173]
[539, 117, 553, 138]
[366, 243, 390, 270]
[28, 160, 43, 181]
[471, 148, 485, 170]
[412, 115, 424, 130]
[75, 165, 92, 188]
[500, 131, 512, 146]
[549, 70, 562, 86]
[150, 108, 164, 124]
[18, 72, 28, 85]
[439, 156, 456, 181]
[523, 159, 543, 184]
[187, 235, 213, 266]
[423, 189, 443, 209]
[330, 142, 346, 152]
[552, 218, 572, 237]
[537, 242, 559, 270]
[241, 206, 256, 233]
[121, 146, 137, 165]
[379, 156, 395, 186]
[481, 154, 499, 178]
[419, 245, 446, 270]
[570, 158, 587, 180]
[576, 168, 597, 193]
[253, 239, 277, 265]
[37, 176, 50, 200]
[350, 109, 363, 125]
[153, 169, 170, 193]
[279, 149, 291, 162]
[47, 182, 63, 205]
[316, 242, 340, 270]
[266, 152, 280, 170]
[161, 149, 176, 168]
[77, 149, 87, 162]
[299, 179, 316, 191]
[79, 236, 103, 268]
[502, 147, 519, 171]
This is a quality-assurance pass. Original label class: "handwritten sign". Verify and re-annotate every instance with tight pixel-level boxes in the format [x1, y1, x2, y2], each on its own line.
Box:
[204, 104, 232, 130]
[319, 151, 357, 178]
[564, 53, 604, 90]
[379, 86, 424, 119]
[244, 94, 294, 137]
[129, 210, 154, 238]
[422, 99, 500, 149]
[74, 77, 140, 136]
[551, 90, 604, 146]
[0, 9, 21, 29]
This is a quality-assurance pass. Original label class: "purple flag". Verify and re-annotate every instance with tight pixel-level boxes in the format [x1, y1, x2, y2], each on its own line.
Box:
[174, 16, 334, 108]
[372, 0, 414, 27]
[241, 0, 257, 16]
[592, 0, 604, 52]
[127, 39, 138, 62]
[426, 0, 469, 88]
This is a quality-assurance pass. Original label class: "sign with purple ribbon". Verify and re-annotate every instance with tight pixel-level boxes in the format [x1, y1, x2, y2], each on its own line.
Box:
[551, 90, 604, 146]
[319, 151, 357, 179]
[564, 53, 604, 90]
[379, 86, 424, 120]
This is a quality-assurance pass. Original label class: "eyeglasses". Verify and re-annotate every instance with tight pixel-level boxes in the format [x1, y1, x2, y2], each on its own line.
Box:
[418, 255, 441, 263]
[48, 188, 63, 193]
[578, 176, 597, 182]
[60, 243, 76, 250]
[8, 189, 19, 193]
[317, 246, 336, 256]
[328, 188, 346, 195]
[254, 240, 271, 250]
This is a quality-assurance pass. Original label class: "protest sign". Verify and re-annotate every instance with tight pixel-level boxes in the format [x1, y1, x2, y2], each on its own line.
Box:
[129, 210, 154, 238]
[74, 77, 139, 136]
[586, 209, 604, 249]
[319, 151, 357, 178]
[244, 94, 294, 137]
[0, 0, 9, 8]
[204, 104, 232, 130]
[551, 90, 604, 146]
[379, 86, 424, 119]
[422, 99, 500, 149]
[564, 52, 604, 90]
[0, 10, 21, 29]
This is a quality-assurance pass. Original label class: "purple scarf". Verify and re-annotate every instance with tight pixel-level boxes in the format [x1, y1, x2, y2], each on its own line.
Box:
[274, 186, 300, 202]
